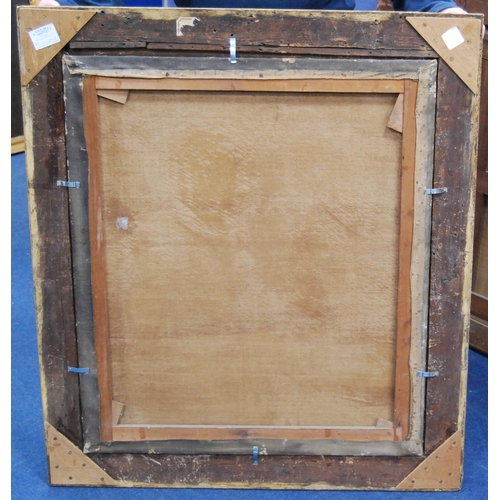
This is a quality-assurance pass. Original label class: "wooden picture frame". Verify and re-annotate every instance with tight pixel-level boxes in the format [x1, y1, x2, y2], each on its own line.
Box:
[19, 6, 483, 490]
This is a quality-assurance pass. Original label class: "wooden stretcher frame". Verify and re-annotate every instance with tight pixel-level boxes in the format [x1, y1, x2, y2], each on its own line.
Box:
[19, 6, 482, 490]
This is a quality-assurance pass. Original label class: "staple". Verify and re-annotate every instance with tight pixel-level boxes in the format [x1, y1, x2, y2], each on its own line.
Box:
[67, 366, 90, 374]
[424, 187, 448, 195]
[229, 37, 237, 64]
[417, 371, 440, 378]
[57, 180, 80, 188]
[253, 446, 259, 465]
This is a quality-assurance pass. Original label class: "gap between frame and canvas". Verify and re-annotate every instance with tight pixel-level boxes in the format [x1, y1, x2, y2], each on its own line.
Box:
[62, 56, 437, 456]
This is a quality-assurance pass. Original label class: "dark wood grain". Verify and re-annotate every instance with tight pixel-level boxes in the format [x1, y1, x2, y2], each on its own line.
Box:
[425, 62, 477, 452]
[12, 1, 29, 138]
[71, 10, 434, 54]
[28, 56, 82, 446]
[84, 76, 114, 443]
[91, 453, 422, 489]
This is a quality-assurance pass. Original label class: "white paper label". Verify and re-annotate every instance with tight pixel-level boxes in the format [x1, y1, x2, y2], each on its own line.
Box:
[441, 26, 465, 51]
[28, 23, 61, 51]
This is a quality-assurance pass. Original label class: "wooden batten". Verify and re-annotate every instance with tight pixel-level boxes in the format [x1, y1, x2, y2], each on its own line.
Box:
[406, 16, 482, 93]
[111, 426, 396, 443]
[84, 76, 114, 443]
[11, 136, 25, 155]
[397, 431, 463, 490]
[18, 7, 97, 86]
[393, 79, 418, 442]
[46, 424, 117, 486]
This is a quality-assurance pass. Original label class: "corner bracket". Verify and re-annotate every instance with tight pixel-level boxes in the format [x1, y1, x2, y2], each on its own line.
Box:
[46, 424, 117, 486]
[397, 430, 463, 490]
[18, 7, 98, 86]
[406, 15, 482, 94]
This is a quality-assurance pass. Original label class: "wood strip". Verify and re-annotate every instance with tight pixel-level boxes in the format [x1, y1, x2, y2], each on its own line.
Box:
[142, 43, 437, 59]
[11, 135, 25, 155]
[95, 81, 401, 438]
[469, 315, 487, 355]
[64, 69, 104, 449]
[24, 56, 83, 447]
[425, 61, 478, 452]
[91, 75, 406, 446]
[112, 426, 395, 442]
[64, 54, 431, 80]
[94, 77, 405, 93]
[471, 292, 487, 321]
[393, 79, 418, 442]
[71, 9, 435, 53]
[476, 170, 488, 195]
[406, 60, 437, 445]
[91, 452, 421, 489]
[84, 76, 113, 443]
[472, 192, 484, 272]
[88, 437, 421, 456]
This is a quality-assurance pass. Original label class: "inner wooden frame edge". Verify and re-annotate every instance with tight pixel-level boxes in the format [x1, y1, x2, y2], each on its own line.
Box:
[85, 75, 416, 446]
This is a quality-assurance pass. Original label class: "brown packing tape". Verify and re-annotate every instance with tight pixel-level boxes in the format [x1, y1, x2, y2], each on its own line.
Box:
[406, 16, 482, 94]
[18, 7, 97, 86]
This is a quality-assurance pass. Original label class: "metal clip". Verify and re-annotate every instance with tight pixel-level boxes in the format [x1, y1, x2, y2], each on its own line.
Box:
[417, 371, 440, 378]
[229, 37, 237, 64]
[57, 180, 80, 188]
[424, 187, 448, 195]
[67, 366, 89, 374]
[253, 446, 259, 465]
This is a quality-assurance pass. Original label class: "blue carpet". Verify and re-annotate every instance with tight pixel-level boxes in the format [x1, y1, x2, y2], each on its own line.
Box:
[11, 146, 488, 498]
